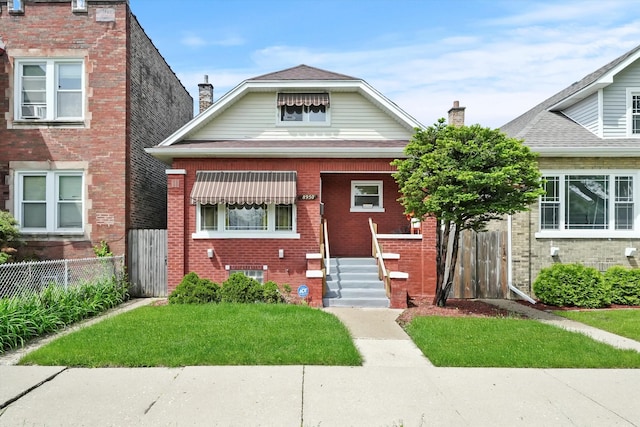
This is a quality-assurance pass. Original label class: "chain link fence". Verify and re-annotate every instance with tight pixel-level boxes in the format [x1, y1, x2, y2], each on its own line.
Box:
[0, 256, 124, 299]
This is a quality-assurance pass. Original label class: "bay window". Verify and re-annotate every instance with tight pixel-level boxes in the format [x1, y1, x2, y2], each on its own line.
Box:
[539, 172, 637, 237]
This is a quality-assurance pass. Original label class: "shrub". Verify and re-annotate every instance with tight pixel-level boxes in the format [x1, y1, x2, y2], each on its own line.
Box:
[168, 272, 220, 304]
[604, 266, 640, 306]
[0, 211, 21, 264]
[533, 263, 611, 308]
[0, 277, 129, 353]
[262, 281, 284, 304]
[220, 273, 262, 303]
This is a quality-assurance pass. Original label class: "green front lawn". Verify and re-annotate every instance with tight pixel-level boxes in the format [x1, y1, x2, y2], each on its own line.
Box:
[405, 316, 640, 368]
[19, 304, 362, 367]
[554, 309, 640, 341]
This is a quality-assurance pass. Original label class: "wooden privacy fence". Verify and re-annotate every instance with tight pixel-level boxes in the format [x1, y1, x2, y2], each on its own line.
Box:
[451, 230, 507, 299]
[128, 229, 168, 297]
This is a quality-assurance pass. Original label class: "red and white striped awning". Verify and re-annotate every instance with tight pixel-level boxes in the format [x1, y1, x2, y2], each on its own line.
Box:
[190, 171, 297, 205]
[277, 93, 330, 107]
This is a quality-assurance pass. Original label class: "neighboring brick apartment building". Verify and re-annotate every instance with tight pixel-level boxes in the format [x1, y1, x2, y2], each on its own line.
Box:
[0, 0, 193, 259]
[148, 65, 439, 307]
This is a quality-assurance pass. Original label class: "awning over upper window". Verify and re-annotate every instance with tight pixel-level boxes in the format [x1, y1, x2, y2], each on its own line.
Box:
[277, 93, 330, 107]
[190, 171, 297, 205]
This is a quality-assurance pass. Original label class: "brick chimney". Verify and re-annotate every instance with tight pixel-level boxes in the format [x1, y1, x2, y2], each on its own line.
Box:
[448, 100, 465, 127]
[198, 75, 214, 113]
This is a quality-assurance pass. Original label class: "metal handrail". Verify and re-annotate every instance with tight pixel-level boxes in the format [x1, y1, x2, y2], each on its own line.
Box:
[368, 218, 390, 297]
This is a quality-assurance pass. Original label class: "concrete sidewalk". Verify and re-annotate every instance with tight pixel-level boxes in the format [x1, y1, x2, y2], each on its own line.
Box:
[2, 300, 640, 426]
[2, 365, 640, 426]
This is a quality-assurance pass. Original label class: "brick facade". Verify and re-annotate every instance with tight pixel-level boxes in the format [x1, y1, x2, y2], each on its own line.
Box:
[0, 1, 192, 260]
[167, 157, 438, 303]
[509, 157, 640, 295]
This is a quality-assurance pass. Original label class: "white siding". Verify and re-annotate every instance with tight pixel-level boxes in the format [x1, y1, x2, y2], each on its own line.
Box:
[563, 92, 598, 134]
[189, 92, 413, 140]
[603, 59, 640, 138]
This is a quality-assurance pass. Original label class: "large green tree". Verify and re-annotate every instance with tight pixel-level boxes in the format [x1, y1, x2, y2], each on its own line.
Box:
[392, 119, 543, 306]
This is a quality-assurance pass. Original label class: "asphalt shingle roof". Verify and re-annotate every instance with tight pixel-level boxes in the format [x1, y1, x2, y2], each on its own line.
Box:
[500, 44, 640, 151]
[249, 64, 358, 81]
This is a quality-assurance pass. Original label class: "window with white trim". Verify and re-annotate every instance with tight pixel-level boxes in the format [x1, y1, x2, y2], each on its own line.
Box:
[539, 173, 636, 235]
[277, 93, 329, 124]
[15, 59, 84, 121]
[15, 171, 84, 233]
[72, 0, 88, 12]
[197, 203, 295, 235]
[9, 0, 24, 13]
[350, 181, 384, 212]
[631, 93, 640, 135]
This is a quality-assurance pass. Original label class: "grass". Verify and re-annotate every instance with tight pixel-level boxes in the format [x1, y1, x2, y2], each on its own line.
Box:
[405, 316, 640, 368]
[19, 303, 362, 367]
[554, 309, 640, 341]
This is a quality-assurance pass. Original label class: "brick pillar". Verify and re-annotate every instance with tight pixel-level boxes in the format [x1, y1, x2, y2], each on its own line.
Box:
[166, 169, 187, 294]
[389, 272, 408, 308]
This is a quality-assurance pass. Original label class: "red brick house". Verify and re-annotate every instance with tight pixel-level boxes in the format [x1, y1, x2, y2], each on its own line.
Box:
[148, 65, 438, 307]
[0, 0, 193, 260]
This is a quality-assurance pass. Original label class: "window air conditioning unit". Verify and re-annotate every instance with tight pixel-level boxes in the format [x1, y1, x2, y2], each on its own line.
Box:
[21, 105, 46, 119]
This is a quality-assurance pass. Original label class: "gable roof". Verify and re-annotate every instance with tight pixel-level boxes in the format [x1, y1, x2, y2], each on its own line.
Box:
[250, 64, 357, 81]
[501, 43, 640, 156]
[147, 65, 423, 163]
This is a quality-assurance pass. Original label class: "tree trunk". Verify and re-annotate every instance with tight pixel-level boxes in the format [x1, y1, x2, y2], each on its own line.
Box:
[434, 221, 461, 307]
[432, 221, 451, 306]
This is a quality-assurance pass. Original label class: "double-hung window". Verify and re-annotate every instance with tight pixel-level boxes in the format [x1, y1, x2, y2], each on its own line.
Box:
[16, 171, 84, 233]
[16, 59, 84, 121]
[538, 172, 637, 237]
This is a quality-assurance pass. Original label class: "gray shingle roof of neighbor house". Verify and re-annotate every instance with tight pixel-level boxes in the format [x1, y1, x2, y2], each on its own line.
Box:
[500, 43, 640, 155]
[250, 64, 358, 81]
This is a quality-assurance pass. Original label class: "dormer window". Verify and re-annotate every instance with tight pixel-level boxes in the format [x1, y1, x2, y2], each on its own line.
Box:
[277, 93, 329, 124]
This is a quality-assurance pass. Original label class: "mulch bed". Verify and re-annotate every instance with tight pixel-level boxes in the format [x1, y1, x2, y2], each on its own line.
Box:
[396, 297, 640, 327]
[396, 298, 518, 326]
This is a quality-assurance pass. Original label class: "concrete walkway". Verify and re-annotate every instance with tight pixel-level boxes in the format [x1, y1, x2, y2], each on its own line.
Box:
[1, 300, 640, 426]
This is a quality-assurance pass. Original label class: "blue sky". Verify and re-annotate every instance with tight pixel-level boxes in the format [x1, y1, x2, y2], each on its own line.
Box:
[131, 0, 640, 128]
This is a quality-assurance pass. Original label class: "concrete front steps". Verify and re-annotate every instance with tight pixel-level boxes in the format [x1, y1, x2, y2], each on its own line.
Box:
[323, 257, 390, 308]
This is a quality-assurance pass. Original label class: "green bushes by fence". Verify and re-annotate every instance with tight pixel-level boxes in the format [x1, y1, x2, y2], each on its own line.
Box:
[1, 277, 129, 353]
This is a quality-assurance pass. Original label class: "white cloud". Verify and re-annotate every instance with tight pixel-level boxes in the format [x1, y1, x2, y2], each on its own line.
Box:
[174, 2, 640, 128]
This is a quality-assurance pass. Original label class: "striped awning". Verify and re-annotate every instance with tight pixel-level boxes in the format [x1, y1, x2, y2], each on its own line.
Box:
[277, 93, 330, 107]
[190, 171, 297, 205]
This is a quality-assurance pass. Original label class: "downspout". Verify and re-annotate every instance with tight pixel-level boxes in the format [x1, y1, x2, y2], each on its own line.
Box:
[508, 215, 536, 304]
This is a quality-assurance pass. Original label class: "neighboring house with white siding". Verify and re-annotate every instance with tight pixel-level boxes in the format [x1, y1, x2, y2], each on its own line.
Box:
[147, 65, 440, 308]
[500, 44, 640, 296]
